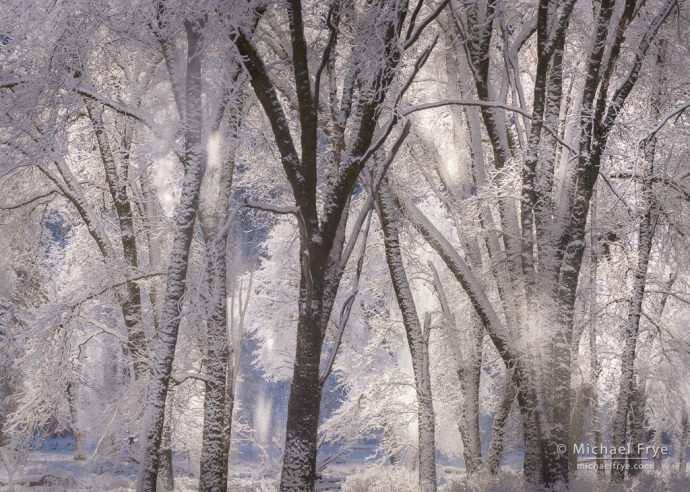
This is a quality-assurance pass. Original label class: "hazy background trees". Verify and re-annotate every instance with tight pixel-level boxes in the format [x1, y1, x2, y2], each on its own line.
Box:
[2, 0, 690, 491]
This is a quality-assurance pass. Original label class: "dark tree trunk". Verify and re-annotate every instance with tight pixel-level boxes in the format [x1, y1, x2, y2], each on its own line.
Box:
[232, 2, 448, 490]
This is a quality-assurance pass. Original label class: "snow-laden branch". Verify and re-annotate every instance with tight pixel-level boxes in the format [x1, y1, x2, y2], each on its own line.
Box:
[402, 98, 531, 119]
[242, 199, 299, 215]
[0, 76, 35, 88]
[78, 88, 156, 132]
[637, 100, 690, 144]
[321, 34, 437, 239]
[313, 6, 338, 113]
[0, 319, 19, 352]
[599, 170, 633, 214]
[78, 88, 182, 160]
[78, 315, 130, 345]
[65, 270, 167, 309]
[392, 190, 517, 360]
[603, 0, 678, 134]
[352, 38, 437, 172]
[235, 31, 307, 206]
[91, 409, 119, 460]
[402, 99, 576, 155]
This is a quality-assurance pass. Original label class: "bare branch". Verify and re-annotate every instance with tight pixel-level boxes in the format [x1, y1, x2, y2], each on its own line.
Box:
[405, 0, 426, 42]
[404, 0, 451, 50]
[0, 190, 57, 209]
[77, 89, 156, 134]
[170, 372, 209, 386]
[402, 98, 532, 118]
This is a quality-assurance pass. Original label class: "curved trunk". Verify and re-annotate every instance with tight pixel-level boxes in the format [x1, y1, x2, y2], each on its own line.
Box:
[377, 179, 437, 492]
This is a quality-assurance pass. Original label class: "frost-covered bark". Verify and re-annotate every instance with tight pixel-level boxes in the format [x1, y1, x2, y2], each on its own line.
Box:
[394, 189, 545, 483]
[681, 411, 690, 473]
[485, 378, 515, 474]
[377, 179, 437, 492]
[610, 35, 668, 480]
[195, 234, 231, 492]
[441, 0, 676, 484]
[137, 19, 206, 492]
[39, 160, 149, 379]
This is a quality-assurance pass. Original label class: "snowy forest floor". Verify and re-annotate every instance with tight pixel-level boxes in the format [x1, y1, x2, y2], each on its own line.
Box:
[4, 447, 690, 492]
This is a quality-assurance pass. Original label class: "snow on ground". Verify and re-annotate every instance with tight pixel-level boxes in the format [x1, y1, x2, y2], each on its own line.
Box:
[4, 448, 690, 492]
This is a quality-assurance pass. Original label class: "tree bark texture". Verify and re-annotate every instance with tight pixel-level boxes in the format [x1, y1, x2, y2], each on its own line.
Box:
[157, 389, 175, 492]
[137, 19, 206, 492]
[680, 410, 689, 473]
[430, 261, 482, 475]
